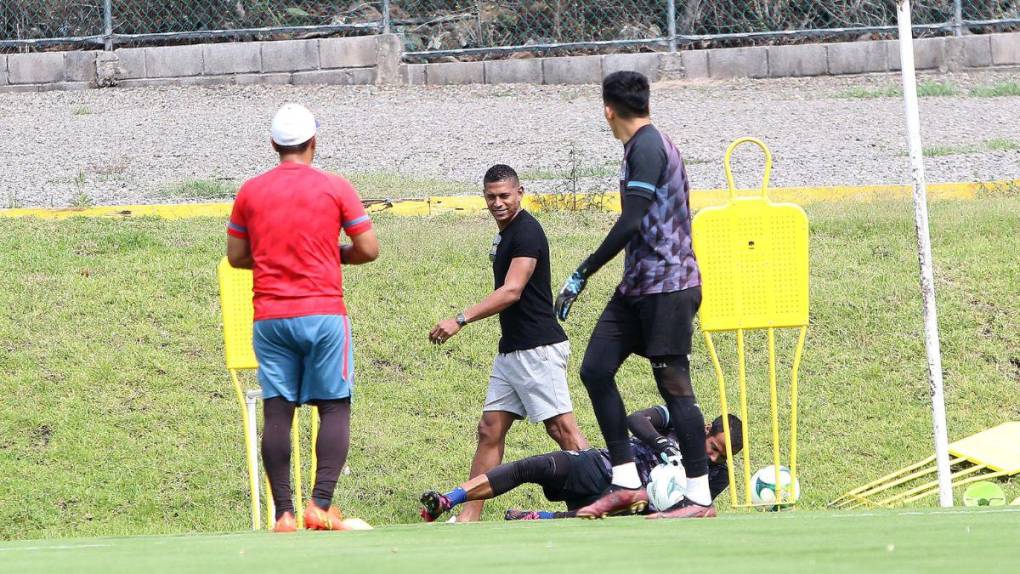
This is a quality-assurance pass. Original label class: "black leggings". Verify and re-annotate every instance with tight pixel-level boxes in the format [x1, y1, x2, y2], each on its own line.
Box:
[581, 347, 708, 478]
[650, 355, 708, 477]
[263, 397, 351, 519]
[487, 451, 572, 497]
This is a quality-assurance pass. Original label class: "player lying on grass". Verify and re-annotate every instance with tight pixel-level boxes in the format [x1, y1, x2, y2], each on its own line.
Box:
[420, 407, 743, 521]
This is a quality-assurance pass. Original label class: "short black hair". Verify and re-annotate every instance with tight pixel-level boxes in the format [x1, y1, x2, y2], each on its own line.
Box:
[483, 164, 520, 186]
[709, 414, 745, 454]
[272, 138, 313, 155]
[602, 71, 650, 119]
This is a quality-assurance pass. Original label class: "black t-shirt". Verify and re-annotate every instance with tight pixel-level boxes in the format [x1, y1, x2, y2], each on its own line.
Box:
[491, 210, 568, 353]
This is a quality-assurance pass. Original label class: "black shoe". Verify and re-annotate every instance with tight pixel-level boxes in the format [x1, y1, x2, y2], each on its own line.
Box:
[420, 491, 452, 522]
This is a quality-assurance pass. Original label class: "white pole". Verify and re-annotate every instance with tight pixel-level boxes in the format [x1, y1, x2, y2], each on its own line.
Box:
[897, 0, 954, 508]
[246, 391, 262, 529]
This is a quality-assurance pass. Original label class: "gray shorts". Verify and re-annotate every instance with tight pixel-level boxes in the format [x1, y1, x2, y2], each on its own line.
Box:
[484, 340, 573, 423]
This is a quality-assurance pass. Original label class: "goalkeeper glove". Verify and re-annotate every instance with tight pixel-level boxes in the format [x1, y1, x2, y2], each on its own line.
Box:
[554, 264, 589, 321]
[653, 437, 683, 466]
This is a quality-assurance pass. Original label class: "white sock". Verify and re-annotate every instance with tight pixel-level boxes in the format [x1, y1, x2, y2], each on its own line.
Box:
[685, 474, 711, 506]
[611, 462, 641, 489]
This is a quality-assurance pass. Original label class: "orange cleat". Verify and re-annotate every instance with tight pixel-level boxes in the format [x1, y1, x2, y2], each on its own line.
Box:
[272, 512, 297, 533]
[303, 501, 346, 531]
[646, 499, 717, 519]
[576, 487, 648, 519]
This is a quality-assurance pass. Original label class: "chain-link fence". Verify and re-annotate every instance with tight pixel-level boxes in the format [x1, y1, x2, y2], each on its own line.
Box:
[2, 1, 1018, 57]
[0, 1, 381, 50]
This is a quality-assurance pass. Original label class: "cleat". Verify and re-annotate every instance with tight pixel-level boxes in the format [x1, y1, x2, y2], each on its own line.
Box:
[272, 511, 297, 533]
[504, 509, 542, 521]
[646, 499, 717, 520]
[420, 491, 453, 523]
[576, 486, 648, 520]
[303, 501, 346, 530]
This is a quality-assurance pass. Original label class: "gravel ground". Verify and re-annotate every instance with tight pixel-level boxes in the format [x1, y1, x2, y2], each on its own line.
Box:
[1, 69, 1018, 208]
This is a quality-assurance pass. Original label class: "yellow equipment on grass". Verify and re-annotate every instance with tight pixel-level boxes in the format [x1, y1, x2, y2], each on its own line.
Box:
[217, 257, 319, 530]
[691, 138, 810, 509]
[830, 422, 1020, 508]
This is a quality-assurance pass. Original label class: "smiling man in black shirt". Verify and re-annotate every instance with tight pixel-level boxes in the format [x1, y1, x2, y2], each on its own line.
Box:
[429, 164, 588, 522]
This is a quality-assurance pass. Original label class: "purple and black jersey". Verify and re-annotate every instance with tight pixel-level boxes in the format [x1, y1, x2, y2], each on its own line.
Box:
[617, 124, 700, 297]
[631, 436, 666, 485]
[592, 439, 662, 486]
[629, 405, 675, 484]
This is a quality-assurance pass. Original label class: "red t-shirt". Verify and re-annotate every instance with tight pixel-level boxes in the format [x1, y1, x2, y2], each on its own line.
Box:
[227, 162, 372, 321]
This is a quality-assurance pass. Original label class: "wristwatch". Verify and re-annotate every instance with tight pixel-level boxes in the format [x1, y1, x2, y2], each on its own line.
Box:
[456, 312, 468, 327]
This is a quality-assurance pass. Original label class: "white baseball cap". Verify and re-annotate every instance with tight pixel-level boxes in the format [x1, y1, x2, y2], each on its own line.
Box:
[270, 103, 317, 146]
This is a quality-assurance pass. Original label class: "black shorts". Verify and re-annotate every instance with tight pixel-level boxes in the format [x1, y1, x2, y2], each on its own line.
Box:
[590, 287, 701, 359]
[543, 449, 612, 510]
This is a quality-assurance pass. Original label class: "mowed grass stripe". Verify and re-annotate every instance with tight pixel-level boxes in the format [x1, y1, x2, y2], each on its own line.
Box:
[1, 509, 1018, 574]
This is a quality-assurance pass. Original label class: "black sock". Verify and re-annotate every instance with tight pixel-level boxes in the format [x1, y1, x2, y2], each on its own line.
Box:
[652, 355, 709, 477]
[311, 399, 351, 509]
[669, 396, 708, 477]
[262, 397, 296, 520]
[580, 337, 633, 466]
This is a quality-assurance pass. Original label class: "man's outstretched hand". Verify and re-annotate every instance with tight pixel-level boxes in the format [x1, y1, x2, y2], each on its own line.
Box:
[429, 318, 461, 344]
[554, 269, 588, 321]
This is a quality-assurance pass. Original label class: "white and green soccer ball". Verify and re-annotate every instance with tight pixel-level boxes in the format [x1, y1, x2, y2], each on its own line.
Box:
[647, 462, 686, 512]
[962, 481, 1006, 507]
[750, 465, 800, 510]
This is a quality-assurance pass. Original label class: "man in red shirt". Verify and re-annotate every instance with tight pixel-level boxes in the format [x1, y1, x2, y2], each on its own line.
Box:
[227, 103, 379, 532]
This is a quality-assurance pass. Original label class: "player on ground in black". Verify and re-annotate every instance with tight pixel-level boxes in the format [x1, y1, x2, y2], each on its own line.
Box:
[554, 71, 711, 519]
[419, 408, 742, 521]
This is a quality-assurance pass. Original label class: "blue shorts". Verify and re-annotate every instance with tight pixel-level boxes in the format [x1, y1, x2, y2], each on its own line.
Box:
[253, 314, 354, 405]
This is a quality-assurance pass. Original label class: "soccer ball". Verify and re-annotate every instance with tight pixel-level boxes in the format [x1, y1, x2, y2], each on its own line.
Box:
[647, 462, 686, 512]
[963, 481, 1006, 507]
[750, 465, 800, 510]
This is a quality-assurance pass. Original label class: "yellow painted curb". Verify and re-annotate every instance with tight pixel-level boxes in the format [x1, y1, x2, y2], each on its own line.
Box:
[1, 180, 1014, 220]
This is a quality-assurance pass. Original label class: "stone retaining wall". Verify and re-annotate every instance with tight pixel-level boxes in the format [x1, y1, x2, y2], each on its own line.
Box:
[403, 33, 1020, 86]
[0, 34, 402, 93]
[0, 32, 1017, 93]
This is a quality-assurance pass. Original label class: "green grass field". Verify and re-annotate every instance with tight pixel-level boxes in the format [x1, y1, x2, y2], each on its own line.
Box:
[2, 509, 1018, 573]
[1, 193, 1019, 543]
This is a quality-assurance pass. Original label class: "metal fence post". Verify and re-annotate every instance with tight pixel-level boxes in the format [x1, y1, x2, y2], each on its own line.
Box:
[103, 0, 113, 50]
[667, 0, 677, 52]
[897, 0, 954, 509]
[952, 0, 963, 37]
[476, 0, 484, 46]
[382, 0, 391, 34]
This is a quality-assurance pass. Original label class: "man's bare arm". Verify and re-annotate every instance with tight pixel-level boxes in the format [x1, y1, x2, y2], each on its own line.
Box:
[341, 228, 380, 265]
[429, 257, 536, 344]
[227, 235, 254, 269]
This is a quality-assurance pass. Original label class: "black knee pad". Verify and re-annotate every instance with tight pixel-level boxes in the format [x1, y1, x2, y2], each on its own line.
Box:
[651, 355, 694, 398]
[672, 395, 700, 412]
